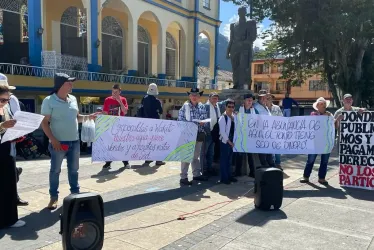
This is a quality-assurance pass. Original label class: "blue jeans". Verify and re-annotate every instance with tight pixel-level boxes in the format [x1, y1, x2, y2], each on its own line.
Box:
[49, 140, 80, 199]
[304, 154, 330, 179]
[220, 142, 233, 182]
[283, 109, 291, 117]
[274, 154, 281, 165]
[201, 134, 215, 173]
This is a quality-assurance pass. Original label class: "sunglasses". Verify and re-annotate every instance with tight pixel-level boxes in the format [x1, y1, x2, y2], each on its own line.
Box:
[0, 98, 10, 103]
[227, 105, 235, 108]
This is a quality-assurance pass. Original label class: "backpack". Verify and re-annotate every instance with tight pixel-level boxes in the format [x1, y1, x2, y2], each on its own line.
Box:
[213, 115, 229, 143]
[136, 96, 145, 118]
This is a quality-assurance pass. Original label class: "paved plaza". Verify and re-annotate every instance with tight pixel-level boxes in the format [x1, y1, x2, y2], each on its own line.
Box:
[0, 152, 373, 250]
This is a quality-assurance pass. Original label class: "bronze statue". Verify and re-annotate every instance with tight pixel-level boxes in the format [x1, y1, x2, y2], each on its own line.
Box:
[226, 7, 257, 90]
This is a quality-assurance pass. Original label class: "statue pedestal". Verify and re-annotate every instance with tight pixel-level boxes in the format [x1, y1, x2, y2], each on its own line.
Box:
[220, 89, 254, 106]
[219, 88, 263, 175]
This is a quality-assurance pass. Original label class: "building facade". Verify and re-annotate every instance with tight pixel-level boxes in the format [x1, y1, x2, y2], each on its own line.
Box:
[0, 0, 221, 116]
[252, 59, 333, 107]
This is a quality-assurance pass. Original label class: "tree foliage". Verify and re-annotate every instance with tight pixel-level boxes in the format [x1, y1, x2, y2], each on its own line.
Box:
[224, 0, 374, 107]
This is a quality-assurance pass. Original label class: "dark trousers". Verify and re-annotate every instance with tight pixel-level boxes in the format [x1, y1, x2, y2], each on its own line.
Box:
[259, 154, 275, 167]
[220, 142, 233, 182]
[106, 161, 129, 165]
[235, 153, 255, 176]
[304, 154, 330, 179]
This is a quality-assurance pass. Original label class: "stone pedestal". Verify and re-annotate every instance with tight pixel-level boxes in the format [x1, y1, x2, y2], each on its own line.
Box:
[219, 89, 254, 107]
[219, 88, 262, 176]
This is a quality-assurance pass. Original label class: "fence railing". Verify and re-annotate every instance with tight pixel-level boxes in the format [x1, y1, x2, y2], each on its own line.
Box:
[0, 63, 223, 90]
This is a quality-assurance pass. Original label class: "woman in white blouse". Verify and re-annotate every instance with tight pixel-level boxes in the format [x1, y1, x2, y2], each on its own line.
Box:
[218, 99, 237, 185]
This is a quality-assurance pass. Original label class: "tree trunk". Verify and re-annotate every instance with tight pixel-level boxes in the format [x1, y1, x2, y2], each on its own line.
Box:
[323, 49, 341, 108]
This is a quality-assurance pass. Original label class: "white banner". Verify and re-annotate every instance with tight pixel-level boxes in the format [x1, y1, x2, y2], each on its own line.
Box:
[233, 114, 335, 154]
[1, 111, 44, 143]
[92, 116, 198, 162]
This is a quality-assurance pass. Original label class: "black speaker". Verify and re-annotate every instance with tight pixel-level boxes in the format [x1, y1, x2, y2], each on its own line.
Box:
[60, 193, 104, 250]
[254, 167, 284, 210]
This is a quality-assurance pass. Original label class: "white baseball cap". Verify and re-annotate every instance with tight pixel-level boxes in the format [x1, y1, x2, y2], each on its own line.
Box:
[0, 73, 16, 90]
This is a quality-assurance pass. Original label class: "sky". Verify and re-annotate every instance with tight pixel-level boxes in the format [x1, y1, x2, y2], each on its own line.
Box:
[219, 0, 272, 49]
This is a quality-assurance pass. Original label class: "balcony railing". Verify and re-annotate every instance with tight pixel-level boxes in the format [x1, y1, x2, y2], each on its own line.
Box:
[0, 63, 222, 90]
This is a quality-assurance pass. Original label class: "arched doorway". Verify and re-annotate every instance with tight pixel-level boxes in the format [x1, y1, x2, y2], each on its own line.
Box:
[197, 32, 213, 88]
[137, 25, 151, 77]
[0, 0, 29, 64]
[60, 6, 87, 58]
[101, 16, 123, 74]
[165, 32, 177, 79]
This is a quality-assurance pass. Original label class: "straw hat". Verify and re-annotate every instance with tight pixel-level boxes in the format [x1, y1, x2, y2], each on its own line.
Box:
[313, 97, 330, 110]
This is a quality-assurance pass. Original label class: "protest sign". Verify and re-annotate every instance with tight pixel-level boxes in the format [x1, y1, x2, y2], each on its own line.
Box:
[92, 115, 198, 162]
[339, 111, 374, 190]
[1, 111, 44, 143]
[234, 114, 335, 155]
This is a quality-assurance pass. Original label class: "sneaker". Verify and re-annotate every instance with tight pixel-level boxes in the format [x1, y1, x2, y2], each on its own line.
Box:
[10, 220, 26, 228]
[47, 199, 58, 210]
[17, 199, 29, 206]
[318, 179, 329, 185]
[102, 163, 111, 170]
[156, 161, 166, 166]
[180, 178, 192, 186]
[123, 162, 131, 169]
[193, 175, 209, 182]
[300, 178, 309, 183]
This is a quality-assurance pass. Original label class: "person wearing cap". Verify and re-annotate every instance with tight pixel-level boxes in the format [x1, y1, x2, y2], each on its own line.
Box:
[266, 93, 283, 169]
[0, 73, 28, 206]
[178, 88, 209, 185]
[41, 73, 99, 210]
[201, 92, 222, 177]
[253, 90, 272, 115]
[300, 97, 333, 185]
[236, 93, 259, 178]
[281, 93, 298, 117]
[141, 83, 165, 166]
[102, 83, 131, 170]
[334, 94, 366, 129]
[0, 82, 26, 228]
[253, 89, 276, 167]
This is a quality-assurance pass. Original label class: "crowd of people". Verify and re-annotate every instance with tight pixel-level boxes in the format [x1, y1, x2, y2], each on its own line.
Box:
[0, 72, 366, 230]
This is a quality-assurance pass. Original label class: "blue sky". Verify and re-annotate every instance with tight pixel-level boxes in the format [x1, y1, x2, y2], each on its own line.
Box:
[219, 0, 272, 48]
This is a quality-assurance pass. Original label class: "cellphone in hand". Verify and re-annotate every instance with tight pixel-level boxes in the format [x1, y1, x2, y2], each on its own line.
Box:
[61, 144, 69, 151]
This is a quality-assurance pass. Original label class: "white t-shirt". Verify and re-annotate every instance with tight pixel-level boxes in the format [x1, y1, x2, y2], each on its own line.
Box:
[9, 94, 21, 116]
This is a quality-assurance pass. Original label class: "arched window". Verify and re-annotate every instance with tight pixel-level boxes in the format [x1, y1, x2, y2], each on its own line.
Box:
[101, 16, 123, 73]
[137, 26, 151, 76]
[60, 6, 87, 58]
[166, 32, 176, 78]
[0, 0, 28, 64]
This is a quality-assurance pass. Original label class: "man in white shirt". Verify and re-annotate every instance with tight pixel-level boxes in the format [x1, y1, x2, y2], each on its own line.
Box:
[253, 90, 276, 168]
[218, 99, 237, 184]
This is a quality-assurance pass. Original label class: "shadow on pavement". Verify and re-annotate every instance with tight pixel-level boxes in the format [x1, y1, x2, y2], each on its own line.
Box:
[0, 207, 62, 241]
[343, 187, 374, 202]
[236, 208, 288, 227]
[132, 163, 162, 176]
[91, 167, 126, 183]
[284, 184, 347, 200]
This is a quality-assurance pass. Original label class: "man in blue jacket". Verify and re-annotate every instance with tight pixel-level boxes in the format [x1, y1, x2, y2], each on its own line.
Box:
[281, 93, 299, 117]
[141, 83, 166, 166]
